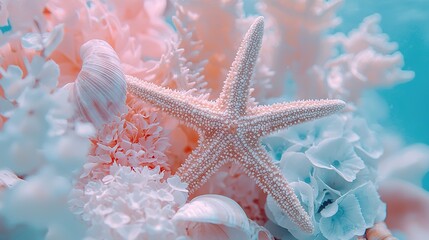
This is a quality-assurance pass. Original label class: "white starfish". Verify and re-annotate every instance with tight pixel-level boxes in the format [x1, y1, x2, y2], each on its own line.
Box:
[126, 16, 345, 233]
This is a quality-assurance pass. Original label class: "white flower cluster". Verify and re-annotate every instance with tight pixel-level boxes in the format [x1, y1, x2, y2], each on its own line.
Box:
[69, 164, 189, 240]
[0, 25, 93, 239]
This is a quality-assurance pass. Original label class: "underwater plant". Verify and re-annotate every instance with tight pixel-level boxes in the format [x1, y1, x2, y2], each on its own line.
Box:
[0, 0, 427, 239]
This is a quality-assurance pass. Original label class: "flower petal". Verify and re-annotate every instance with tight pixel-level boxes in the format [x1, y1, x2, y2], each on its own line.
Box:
[306, 138, 364, 182]
[319, 194, 366, 240]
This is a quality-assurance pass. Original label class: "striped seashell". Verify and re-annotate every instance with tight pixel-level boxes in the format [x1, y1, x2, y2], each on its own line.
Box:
[0, 169, 22, 190]
[365, 222, 397, 240]
[70, 39, 127, 128]
[173, 194, 273, 240]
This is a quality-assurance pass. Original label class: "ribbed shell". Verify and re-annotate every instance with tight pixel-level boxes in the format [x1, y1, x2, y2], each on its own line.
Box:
[173, 194, 273, 240]
[71, 39, 126, 128]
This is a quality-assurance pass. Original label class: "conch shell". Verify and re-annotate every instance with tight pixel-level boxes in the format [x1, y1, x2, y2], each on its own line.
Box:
[364, 222, 397, 240]
[173, 194, 273, 240]
[69, 39, 127, 128]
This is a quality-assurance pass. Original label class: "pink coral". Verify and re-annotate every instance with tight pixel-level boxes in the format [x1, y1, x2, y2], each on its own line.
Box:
[323, 14, 414, 101]
[44, 0, 173, 85]
[0, 0, 424, 238]
[174, 0, 251, 96]
[82, 95, 170, 181]
[258, 0, 342, 98]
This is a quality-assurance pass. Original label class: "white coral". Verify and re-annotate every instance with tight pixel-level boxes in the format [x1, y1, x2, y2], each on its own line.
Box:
[69, 164, 189, 240]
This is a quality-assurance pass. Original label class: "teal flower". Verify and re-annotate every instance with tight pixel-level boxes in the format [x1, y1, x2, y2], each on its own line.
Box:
[348, 183, 386, 227]
[319, 194, 366, 240]
[0, 65, 24, 100]
[262, 136, 295, 161]
[280, 115, 345, 147]
[21, 24, 64, 57]
[266, 181, 318, 240]
[306, 138, 365, 182]
[348, 117, 383, 159]
[318, 182, 385, 240]
[279, 152, 315, 184]
[24, 55, 60, 90]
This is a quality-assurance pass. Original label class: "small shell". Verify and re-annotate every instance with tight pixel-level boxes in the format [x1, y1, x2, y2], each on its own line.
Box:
[0, 169, 22, 190]
[366, 222, 397, 240]
[70, 39, 126, 128]
[173, 194, 273, 240]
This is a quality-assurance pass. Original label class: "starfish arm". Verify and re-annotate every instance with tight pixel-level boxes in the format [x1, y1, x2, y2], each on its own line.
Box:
[247, 99, 345, 135]
[237, 142, 314, 233]
[176, 133, 228, 194]
[126, 75, 223, 129]
[217, 17, 264, 118]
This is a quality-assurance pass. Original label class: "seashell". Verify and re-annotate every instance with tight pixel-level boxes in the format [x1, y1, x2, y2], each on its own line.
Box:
[365, 222, 397, 240]
[69, 39, 127, 128]
[0, 169, 22, 190]
[173, 194, 273, 240]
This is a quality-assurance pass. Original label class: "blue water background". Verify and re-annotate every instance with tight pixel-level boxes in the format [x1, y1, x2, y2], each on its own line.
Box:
[244, 0, 429, 145]
[337, 0, 429, 145]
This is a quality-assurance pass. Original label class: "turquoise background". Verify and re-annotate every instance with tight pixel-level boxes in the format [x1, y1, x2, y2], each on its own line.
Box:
[337, 0, 429, 145]
[244, 0, 429, 145]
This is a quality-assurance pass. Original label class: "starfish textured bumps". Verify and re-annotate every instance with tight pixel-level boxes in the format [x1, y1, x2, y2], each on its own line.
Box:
[127, 16, 345, 233]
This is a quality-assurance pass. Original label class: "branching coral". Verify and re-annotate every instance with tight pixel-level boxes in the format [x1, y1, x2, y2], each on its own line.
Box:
[258, 0, 413, 103]
[43, 0, 174, 84]
[322, 14, 415, 102]
[0, 0, 425, 239]
[81, 95, 171, 182]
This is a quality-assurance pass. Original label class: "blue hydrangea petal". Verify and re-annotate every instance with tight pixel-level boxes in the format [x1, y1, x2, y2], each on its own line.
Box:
[349, 183, 386, 227]
[279, 152, 315, 183]
[319, 194, 366, 240]
[306, 138, 365, 182]
[0, 96, 14, 113]
[320, 201, 338, 218]
[266, 181, 319, 240]
[349, 117, 383, 159]
[261, 135, 294, 161]
[282, 115, 345, 146]
[0, 65, 25, 100]
[21, 24, 64, 57]
[25, 56, 60, 90]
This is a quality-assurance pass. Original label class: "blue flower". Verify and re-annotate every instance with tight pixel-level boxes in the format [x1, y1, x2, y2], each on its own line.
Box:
[262, 136, 295, 161]
[266, 181, 319, 240]
[21, 24, 64, 57]
[306, 138, 365, 182]
[0, 65, 24, 100]
[348, 183, 386, 227]
[280, 115, 345, 147]
[319, 194, 366, 240]
[348, 117, 383, 159]
[279, 152, 315, 184]
[318, 182, 385, 240]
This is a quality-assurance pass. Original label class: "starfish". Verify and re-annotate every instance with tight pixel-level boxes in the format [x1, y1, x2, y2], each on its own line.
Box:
[126, 16, 345, 233]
